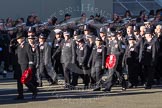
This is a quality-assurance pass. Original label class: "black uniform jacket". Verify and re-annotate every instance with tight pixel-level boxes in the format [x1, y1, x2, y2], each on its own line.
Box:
[88, 45, 106, 68]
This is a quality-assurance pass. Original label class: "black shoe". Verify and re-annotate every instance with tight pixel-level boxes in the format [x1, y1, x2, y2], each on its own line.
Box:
[122, 87, 126, 91]
[156, 80, 161, 85]
[145, 86, 152, 89]
[49, 82, 55, 86]
[14, 95, 24, 100]
[90, 84, 96, 89]
[102, 88, 111, 92]
[84, 86, 89, 90]
[25, 89, 30, 92]
[128, 85, 134, 88]
[49, 80, 58, 86]
[32, 90, 37, 99]
[64, 84, 71, 89]
[69, 85, 76, 90]
[38, 83, 43, 87]
[93, 87, 101, 91]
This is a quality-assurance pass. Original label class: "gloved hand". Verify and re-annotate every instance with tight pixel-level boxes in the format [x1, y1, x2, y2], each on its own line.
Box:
[36, 64, 39, 69]
[102, 66, 105, 70]
[10, 39, 17, 46]
[52, 55, 55, 60]
[87, 64, 90, 68]
[79, 63, 83, 66]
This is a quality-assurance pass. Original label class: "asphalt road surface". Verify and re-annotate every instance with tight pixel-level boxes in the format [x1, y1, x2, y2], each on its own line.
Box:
[0, 79, 162, 108]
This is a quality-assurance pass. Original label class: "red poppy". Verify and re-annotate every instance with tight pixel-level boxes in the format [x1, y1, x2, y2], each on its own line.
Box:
[21, 68, 32, 84]
[105, 54, 117, 69]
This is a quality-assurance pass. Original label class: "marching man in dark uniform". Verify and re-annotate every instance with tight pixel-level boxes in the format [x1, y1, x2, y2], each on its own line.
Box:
[52, 29, 63, 76]
[36, 33, 57, 86]
[61, 31, 74, 88]
[141, 29, 157, 89]
[123, 36, 139, 88]
[86, 35, 96, 85]
[71, 35, 90, 89]
[88, 37, 106, 91]
[10, 32, 37, 99]
[133, 26, 145, 85]
[154, 25, 162, 84]
[103, 32, 126, 92]
[116, 31, 127, 87]
[27, 34, 38, 87]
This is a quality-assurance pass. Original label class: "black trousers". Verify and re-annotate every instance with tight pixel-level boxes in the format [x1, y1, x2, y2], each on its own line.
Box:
[155, 56, 162, 81]
[138, 63, 145, 84]
[17, 78, 23, 96]
[82, 66, 90, 86]
[143, 65, 154, 87]
[91, 67, 104, 87]
[37, 63, 57, 85]
[104, 68, 127, 90]
[71, 64, 90, 87]
[104, 55, 127, 90]
[127, 63, 139, 86]
[62, 63, 71, 85]
[17, 64, 37, 96]
[53, 59, 63, 76]
[104, 68, 116, 90]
